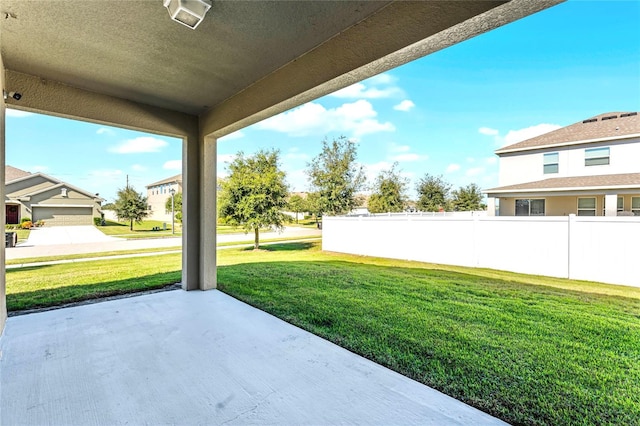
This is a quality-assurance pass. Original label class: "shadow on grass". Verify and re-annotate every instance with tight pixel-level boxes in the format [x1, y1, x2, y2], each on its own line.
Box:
[242, 242, 316, 252]
[7, 271, 182, 312]
[5, 264, 54, 273]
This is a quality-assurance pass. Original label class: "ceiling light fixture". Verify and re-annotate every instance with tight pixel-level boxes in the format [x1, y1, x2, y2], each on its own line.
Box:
[164, 0, 212, 30]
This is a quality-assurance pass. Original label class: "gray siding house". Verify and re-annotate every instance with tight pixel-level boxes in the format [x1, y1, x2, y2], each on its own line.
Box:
[5, 166, 102, 226]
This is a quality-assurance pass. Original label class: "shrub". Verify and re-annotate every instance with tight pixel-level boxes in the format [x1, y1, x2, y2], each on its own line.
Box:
[35, 220, 45, 227]
[21, 217, 31, 224]
[93, 217, 102, 226]
[21, 221, 32, 229]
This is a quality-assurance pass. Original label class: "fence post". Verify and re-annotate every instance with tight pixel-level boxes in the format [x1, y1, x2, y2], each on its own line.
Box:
[567, 214, 575, 279]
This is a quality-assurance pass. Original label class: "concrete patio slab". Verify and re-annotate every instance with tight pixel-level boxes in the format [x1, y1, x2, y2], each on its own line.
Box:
[0, 290, 505, 425]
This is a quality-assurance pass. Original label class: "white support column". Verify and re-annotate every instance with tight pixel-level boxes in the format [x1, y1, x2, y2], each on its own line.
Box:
[0, 56, 7, 332]
[182, 133, 201, 290]
[604, 193, 618, 217]
[200, 134, 217, 290]
[486, 197, 496, 216]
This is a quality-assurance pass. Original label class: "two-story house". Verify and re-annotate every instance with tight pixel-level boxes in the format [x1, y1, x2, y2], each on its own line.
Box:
[146, 174, 182, 221]
[484, 112, 640, 216]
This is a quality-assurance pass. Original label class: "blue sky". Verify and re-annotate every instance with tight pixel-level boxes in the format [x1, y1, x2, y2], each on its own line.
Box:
[5, 0, 640, 202]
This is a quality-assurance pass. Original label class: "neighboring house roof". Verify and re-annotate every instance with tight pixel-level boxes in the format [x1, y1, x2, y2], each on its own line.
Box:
[485, 172, 640, 194]
[5, 165, 31, 182]
[147, 174, 182, 188]
[5, 170, 103, 201]
[496, 112, 640, 154]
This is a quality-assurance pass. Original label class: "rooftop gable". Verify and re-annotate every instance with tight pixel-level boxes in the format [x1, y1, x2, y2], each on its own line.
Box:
[147, 174, 182, 188]
[496, 112, 640, 154]
[5, 165, 31, 182]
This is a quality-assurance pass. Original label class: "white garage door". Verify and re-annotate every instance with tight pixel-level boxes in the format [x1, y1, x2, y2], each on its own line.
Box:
[33, 207, 93, 226]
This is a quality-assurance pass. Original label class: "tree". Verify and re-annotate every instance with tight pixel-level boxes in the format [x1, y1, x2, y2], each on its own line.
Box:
[287, 194, 306, 224]
[306, 136, 366, 216]
[305, 192, 323, 226]
[451, 183, 486, 211]
[368, 163, 409, 214]
[114, 186, 149, 230]
[415, 174, 452, 212]
[218, 149, 289, 249]
[165, 191, 183, 223]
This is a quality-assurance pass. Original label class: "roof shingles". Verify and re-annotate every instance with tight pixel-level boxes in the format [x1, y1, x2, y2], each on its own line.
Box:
[496, 112, 640, 154]
[485, 173, 640, 193]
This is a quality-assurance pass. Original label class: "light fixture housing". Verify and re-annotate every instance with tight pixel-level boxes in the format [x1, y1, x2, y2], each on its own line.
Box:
[164, 0, 212, 30]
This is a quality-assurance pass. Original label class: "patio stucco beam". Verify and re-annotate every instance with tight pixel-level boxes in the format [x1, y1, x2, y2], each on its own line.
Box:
[199, 0, 563, 138]
[3, 70, 198, 139]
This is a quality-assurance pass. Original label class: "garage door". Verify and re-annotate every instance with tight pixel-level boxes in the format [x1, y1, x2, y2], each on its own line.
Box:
[33, 207, 93, 226]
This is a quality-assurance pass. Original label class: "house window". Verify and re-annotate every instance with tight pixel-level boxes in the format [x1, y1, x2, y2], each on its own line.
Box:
[632, 197, 640, 216]
[585, 147, 610, 166]
[515, 199, 545, 216]
[543, 152, 559, 174]
[577, 197, 596, 216]
[61, 188, 68, 197]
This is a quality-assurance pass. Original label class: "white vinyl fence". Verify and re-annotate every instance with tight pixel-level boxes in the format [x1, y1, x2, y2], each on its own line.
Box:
[322, 215, 640, 288]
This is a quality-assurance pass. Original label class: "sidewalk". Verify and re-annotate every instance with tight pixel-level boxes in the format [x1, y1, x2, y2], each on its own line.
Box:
[6, 227, 321, 260]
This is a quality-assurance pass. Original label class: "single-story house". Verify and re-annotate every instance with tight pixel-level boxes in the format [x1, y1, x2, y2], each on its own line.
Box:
[5, 165, 103, 226]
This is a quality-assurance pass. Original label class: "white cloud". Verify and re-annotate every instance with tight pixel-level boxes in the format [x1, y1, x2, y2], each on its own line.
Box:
[219, 130, 244, 141]
[286, 169, 308, 192]
[163, 160, 181, 170]
[485, 156, 498, 165]
[131, 164, 147, 172]
[256, 100, 394, 137]
[446, 163, 461, 173]
[393, 100, 415, 112]
[96, 127, 115, 135]
[466, 167, 485, 177]
[5, 109, 33, 118]
[109, 136, 168, 154]
[389, 153, 428, 162]
[218, 154, 236, 163]
[502, 123, 561, 146]
[285, 151, 310, 161]
[367, 73, 395, 85]
[466, 157, 476, 163]
[478, 127, 499, 136]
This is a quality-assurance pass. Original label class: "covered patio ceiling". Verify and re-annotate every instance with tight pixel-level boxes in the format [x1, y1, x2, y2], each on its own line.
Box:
[1, 0, 562, 136]
[0, 0, 564, 329]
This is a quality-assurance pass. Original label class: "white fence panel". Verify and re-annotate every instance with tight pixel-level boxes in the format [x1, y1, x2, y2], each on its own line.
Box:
[476, 217, 569, 278]
[323, 215, 640, 288]
[569, 217, 640, 287]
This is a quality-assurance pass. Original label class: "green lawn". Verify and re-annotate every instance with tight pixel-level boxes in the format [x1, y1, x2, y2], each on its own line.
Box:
[98, 220, 181, 238]
[5, 242, 640, 425]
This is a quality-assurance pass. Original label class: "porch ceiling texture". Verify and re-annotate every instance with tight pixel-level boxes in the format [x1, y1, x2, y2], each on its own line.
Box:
[1, 0, 562, 136]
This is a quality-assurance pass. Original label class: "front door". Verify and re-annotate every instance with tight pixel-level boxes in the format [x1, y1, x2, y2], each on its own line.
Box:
[6, 205, 19, 224]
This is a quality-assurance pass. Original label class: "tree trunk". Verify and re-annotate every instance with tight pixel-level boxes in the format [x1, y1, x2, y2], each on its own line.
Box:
[295, 210, 298, 224]
[254, 227, 260, 250]
[130, 219, 133, 231]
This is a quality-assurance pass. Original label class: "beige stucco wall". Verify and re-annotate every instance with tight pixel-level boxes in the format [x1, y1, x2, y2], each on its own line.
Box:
[147, 182, 182, 222]
[6, 175, 55, 197]
[497, 193, 640, 216]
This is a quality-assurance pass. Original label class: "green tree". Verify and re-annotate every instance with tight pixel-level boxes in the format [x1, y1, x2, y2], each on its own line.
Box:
[306, 192, 323, 226]
[451, 183, 486, 211]
[218, 149, 289, 249]
[165, 191, 183, 223]
[287, 194, 306, 224]
[368, 163, 408, 214]
[306, 136, 366, 216]
[114, 186, 149, 230]
[415, 174, 452, 212]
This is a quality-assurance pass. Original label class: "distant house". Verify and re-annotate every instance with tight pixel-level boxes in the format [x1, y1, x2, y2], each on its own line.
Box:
[146, 174, 182, 221]
[485, 112, 640, 216]
[5, 166, 103, 226]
